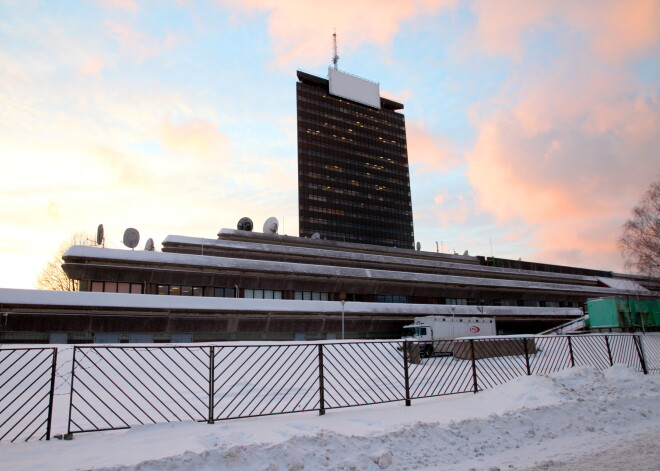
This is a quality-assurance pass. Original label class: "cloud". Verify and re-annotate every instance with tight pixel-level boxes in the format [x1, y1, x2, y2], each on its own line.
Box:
[94, 0, 138, 11]
[452, 0, 660, 270]
[407, 121, 460, 172]
[105, 21, 184, 62]
[471, 0, 660, 63]
[158, 117, 231, 160]
[216, 0, 457, 67]
[79, 57, 105, 76]
[465, 58, 659, 269]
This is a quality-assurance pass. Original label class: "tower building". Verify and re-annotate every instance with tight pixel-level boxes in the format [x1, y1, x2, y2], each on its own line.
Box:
[296, 68, 414, 248]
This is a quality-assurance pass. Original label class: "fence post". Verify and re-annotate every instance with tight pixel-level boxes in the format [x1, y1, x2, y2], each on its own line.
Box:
[402, 341, 411, 406]
[45, 348, 58, 441]
[567, 336, 575, 367]
[208, 346, 215, 424]
[633, 335, 648, 375]
[604, 335, 613, 367]
[64, 347, 77, 440]
[523, 337, 531, 375]
[470, 340, 478, 394]
[318, 344, 325, 415]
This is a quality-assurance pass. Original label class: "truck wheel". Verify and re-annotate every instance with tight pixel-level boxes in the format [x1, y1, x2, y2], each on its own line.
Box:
[424, 345, 433, 358]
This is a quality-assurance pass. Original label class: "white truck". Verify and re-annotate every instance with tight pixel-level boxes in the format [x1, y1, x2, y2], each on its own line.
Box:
[402, 316, 497, 357]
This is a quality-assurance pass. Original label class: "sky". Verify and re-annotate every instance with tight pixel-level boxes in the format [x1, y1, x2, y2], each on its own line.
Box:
[0, 0, 658, 289]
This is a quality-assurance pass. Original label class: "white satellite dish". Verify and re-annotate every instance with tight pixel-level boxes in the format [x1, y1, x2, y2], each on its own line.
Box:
[416, 242, 421, 251]
[463, 250, 469, 256]
[311, 232, 321, 239]
[263, 217, 279, 234]
[145, 238, 155, 251]
[96, 224, 104, 246]
[122, 228, 140, 249]
[237, 217, 253, 231]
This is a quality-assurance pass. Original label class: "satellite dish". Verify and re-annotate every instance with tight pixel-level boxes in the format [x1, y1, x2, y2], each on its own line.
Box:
[416, 242, 421, 251]
[237, 217, 253, 232]
[311, 232, 321, 239]
[263, 217, 279, 234]
[122, 228, 140, 249]
[145, 238, 155, 251]
[96, 224, 104, 246]
[463, 250, 469, 256]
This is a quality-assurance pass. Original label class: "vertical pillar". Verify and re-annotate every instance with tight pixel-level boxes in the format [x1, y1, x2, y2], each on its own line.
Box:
[208, 346, 215, 424]
[523, 337, 531, 375]
[633, 335, 648, 375]
[318, 344, 325, 415]
[604, 336, 613, 367]
[64, 347, 78, 440]
[402, 341, 411, 406]
[45, 348, 58, 440]
[470, 340, 478, 394]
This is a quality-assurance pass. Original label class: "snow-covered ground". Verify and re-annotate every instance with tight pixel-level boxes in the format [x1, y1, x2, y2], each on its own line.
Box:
[3, 364, 659, 471]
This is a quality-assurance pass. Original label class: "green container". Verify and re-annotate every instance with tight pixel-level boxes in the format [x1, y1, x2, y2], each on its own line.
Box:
[586, 298, 660, 329]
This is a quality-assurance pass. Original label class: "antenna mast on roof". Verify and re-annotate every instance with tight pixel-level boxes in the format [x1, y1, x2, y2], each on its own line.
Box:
[332, 29, 339, 70]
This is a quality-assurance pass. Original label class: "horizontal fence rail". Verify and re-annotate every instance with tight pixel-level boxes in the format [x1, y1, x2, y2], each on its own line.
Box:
[2, 334, 657, 442]
[0, 348, 57, 443]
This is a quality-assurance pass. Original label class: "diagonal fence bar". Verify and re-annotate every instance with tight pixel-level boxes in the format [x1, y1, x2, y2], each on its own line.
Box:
[213, 343, 320, 420]
[67, 346, 209, 435]
[322, 341, 406, 409]
[0, 348, 57, 443]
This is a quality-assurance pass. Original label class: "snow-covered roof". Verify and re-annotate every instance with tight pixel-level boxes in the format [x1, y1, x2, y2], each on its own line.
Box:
[216, 228, 479, 262]
[0, 288, 582, 317]
[63, 245, 659, 298]
[164, 235, 601, 284]
[597, 277, 649, 292]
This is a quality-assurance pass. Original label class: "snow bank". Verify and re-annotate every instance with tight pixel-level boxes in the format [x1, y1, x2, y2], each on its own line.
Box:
[3, 365, 659, 471]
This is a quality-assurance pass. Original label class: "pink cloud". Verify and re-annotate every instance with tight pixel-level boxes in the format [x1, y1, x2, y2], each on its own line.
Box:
[79, 57, 104, 76]
[465, 57, 659, 270]
[407, 121, 460, 172]
[159, 117, 230, 160]
[105, 21, 184, 62]
[471, 0, 659, 63]
[215, 0, 457, 67]
[94, 0, 138, 11]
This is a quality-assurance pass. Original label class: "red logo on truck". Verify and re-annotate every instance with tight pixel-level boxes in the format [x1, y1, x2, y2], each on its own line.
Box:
[469, 326, 481, 333]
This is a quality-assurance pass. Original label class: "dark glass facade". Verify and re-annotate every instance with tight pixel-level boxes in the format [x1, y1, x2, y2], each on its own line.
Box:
[297, 71, 414, 248]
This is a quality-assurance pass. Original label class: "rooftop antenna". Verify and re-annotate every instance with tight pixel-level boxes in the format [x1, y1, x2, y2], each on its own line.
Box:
[332, 29, 339, 70]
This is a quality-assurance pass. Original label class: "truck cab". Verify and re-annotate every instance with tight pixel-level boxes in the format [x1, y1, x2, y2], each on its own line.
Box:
[401, 324, 432, 342]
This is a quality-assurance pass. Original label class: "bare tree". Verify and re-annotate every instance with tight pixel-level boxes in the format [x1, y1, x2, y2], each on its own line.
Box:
[619, 178, 660, 278]
[35, 233, 95, 291]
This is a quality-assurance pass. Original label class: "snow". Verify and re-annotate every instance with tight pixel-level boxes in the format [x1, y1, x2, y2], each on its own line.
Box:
[63, 245, 659, 297]
[3, 363, 659, 471]
[165, 234, 598, 284]
[596, 277, 649, 292]
[0, 287, 582, 318]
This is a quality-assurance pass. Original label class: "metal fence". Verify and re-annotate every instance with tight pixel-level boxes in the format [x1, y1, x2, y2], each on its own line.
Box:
[0, 334, 655, 442]
[0, 348, 57, 443]
[640, 334, 660, 374]
[63, 333, 653, 437]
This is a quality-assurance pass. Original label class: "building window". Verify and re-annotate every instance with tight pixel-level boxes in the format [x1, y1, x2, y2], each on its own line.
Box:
[91, 281, 142, 294]
[214, 287, 235, 298]
[157, 285, 205, 296]
[446, 298, 467, 305]
[295, 291, 329, 301]
[376, 295, 407, 303]
[244, 289, 283, 299]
